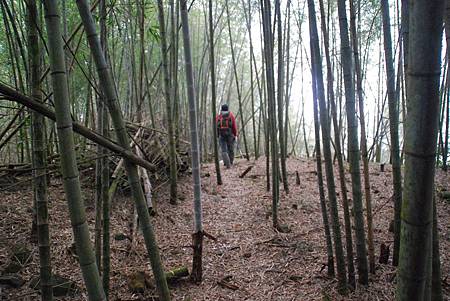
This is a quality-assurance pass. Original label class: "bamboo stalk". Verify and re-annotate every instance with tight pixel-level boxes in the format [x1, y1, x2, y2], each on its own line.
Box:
[75, 1, 170, 299]
[42, 0, 105, 299]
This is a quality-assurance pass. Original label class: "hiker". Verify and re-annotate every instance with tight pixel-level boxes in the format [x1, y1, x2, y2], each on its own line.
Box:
[216, 104, 238, 168]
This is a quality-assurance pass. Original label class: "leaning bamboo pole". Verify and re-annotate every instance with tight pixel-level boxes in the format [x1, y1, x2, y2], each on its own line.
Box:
[74, 1, 170, 299]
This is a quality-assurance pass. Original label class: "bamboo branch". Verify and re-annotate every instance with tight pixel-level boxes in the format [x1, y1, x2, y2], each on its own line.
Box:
[0, 83, 156, 172]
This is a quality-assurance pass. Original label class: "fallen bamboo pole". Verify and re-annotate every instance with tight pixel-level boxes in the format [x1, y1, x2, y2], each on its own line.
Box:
[0, 83, 156, 172]
[0, 117, 28, 151]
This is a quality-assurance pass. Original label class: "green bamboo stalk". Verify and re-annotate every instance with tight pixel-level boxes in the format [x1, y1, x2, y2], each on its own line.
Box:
[318, 0, 355, 286]
[283, 2, 292, 161]
[381, 0, 403, 267]
[307, 0, 347, 293]
[94, 95, 103, 269]
[225, 0, 249, 161]
[336, 0, 369, 285]
[261, 0, 280, 228]
[396, 1, 444, 298]
[156, 0, 178, 204]
[101, 136, 110, 299]
[99, 0, 110, 297]
[275, 0, 289, 193]
[179, 0, 204, 282]
[208, 0, 222, 186]
[249, 2, 258, 160]
[311, 65, 335, 279]
[74, 1, 170, 299]
[350, 0, 375, 274]
[28, 1, 53, 299]
[170, 0, 180, 150]
[42, 1, 105, 299]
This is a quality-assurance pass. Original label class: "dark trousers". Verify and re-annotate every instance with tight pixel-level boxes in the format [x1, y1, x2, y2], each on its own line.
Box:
[219, 135, 235, 167]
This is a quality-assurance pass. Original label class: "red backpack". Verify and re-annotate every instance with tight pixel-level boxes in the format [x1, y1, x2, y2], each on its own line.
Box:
[218, 113, 232, 137]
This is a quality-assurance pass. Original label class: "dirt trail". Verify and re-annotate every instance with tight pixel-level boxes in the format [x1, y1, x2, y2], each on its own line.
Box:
[0, 157, 448, 300]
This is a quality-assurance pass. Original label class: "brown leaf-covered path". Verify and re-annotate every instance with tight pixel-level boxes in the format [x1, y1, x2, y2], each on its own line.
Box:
[1, 157, 449, 300]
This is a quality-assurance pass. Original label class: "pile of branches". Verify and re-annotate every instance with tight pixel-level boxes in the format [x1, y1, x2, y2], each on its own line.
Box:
[0, 122, 191, 193]
[126, 123, 190, 177]
[0, 148, 98, 191]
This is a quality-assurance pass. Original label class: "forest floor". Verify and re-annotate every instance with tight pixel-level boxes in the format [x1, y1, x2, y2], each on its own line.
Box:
[0, 157, 449, 300]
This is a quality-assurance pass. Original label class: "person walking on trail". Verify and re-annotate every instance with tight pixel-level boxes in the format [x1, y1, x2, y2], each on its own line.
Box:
[216, 104, 238, 168]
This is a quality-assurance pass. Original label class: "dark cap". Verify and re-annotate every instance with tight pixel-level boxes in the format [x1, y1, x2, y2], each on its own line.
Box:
[221, 104, 229, 111]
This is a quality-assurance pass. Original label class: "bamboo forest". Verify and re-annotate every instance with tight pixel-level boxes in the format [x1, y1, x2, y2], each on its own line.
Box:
[0, 0, 449, 300]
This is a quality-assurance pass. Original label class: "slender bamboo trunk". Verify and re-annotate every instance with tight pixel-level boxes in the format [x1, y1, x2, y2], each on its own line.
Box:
[99, 0, 110, 296]
[401, 0, 409, 93]
[444, 92, 450, 169]
[156, 0, 178, 204]
[283, 2, 292, 161]
[82, 56, 93, 151]
[275, 0, 289, 193]
[94, 85, 103, 271]
[299, 47, 310, 158]
[42, 1, 105, 299]
[75, 1, 170, 299]
[349, 0, 375, 274]
[443, 0, 450, 171]
[180, 0, 203, 283]
[208, 0, 222, 186]
[170, 0, 178, 146]
[100, 112, 110, 298]
[311, 61, 335, 279]
[226, 0, 249, 160]
[247, 1, 258, 160]
[261, 57, 271, 191]
[381, 0, 403, 267]
[337, 0, 369, 285]
[94, 4, 106, 264]
[261, 0, 280, 228]
[307, 0, 347, 293]
[396, 0, 444, 298]
[438, 56, 448, 167]
[251, 14, 265, 160]
[318, 0, 355, 287]
[437, 66, 447, 167]
[28, 1, 53, 299]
